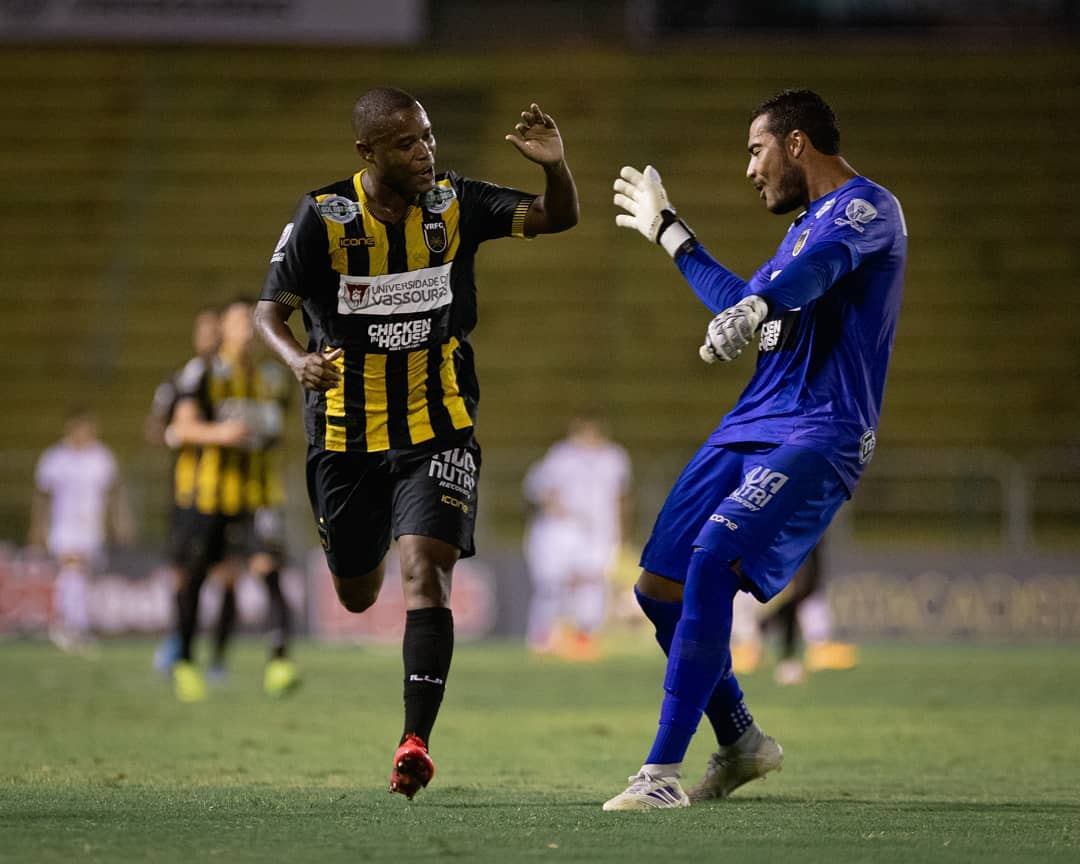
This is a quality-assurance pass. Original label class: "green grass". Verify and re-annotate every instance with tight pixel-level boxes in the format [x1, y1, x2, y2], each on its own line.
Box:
[2, 638, 1078, 863]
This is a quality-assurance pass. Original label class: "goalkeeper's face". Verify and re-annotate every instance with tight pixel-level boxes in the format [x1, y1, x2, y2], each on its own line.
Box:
[746, 115, 808, 215]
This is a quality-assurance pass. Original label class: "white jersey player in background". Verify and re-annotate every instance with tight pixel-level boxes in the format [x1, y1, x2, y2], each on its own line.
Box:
[523, 415, 632, 660]
[29, 408, 134, 651]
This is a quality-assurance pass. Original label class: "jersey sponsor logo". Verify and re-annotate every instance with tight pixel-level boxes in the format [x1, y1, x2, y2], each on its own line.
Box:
[367, 318, 432, 351]
[428, 447, 477, 496]
[337, 263, 452, 316]
[270, 222, 293, 263]
[792, 227, 811, 257]
[423, 220, 447, 253]
[338, 236, 376, 248]
[728, 466, 789, 512]
[859, 429, 876, 465]
[758, 319, 783, 352]
[420, 184, 456, 214]
[709, 513, 739, 531]
[834, 198, 878, 233]
[814, 197, 836, 219]
[318, 195, 362, 224]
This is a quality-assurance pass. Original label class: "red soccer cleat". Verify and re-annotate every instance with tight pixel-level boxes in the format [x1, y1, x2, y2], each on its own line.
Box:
[388, 734, 435, 799]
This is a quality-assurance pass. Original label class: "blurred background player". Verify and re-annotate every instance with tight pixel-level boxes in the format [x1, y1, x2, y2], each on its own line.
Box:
[29, 408, 135, 651]
[164, 298, 298, 701]
[522, 414, 632, 660]
[731, 539, 859, 685]
[148, 305, 228, 673]
[144, 306, 222, 448]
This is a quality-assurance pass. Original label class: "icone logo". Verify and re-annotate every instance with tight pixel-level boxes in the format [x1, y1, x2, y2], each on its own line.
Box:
[709, 513, 739, 531]
[440, 494, 470, 514]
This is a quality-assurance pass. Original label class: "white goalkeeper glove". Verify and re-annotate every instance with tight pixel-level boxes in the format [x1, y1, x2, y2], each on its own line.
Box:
[613, 165, 696, 257]
[700, 295, 770, 363]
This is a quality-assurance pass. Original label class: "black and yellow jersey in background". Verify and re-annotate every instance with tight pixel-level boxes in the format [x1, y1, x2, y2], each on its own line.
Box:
[172, 355, 290, 515]
[260, 169, 534, 453]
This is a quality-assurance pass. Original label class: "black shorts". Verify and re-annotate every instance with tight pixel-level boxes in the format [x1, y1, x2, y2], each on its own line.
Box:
[305, 431, 481, 578]
[171, 507, 254, 572]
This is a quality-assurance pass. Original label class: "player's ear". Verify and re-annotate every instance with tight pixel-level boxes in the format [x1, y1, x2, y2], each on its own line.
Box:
[788, 130, 805, 159]
[356, 139, 375, 164]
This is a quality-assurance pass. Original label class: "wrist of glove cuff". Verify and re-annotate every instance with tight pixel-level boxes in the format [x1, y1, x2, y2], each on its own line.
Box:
[655, 211, 696, 258]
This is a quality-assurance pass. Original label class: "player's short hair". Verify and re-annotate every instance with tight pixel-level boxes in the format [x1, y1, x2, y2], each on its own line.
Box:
[751, 89, 841, 155]
[352, 87, 421, 141]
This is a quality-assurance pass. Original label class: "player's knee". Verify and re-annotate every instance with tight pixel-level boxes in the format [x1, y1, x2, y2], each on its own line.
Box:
[336, 581, 379, 614]
[636, 569, 683, 603]
[332, 565, 384, 613]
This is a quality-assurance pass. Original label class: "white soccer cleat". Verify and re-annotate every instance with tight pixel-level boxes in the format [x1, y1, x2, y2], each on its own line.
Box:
[688, 723, 783, 801]
[602, 769, 691, 811]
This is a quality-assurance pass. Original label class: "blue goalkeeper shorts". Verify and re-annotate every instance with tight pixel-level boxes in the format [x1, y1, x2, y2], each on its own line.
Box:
[639, 442, 847, 601]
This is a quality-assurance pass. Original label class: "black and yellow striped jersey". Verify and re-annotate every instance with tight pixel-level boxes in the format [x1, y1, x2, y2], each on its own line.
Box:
[172, 354, 290, 515]
[260, 169, 534, 453]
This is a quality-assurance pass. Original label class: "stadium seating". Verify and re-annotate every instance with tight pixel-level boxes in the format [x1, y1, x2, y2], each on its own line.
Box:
[1, 45, 1077, 544]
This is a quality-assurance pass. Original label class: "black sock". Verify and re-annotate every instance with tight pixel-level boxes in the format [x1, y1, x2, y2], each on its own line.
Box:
[213, 585, 237, 666]
[401, 607, 454, 747]
[264, 570, 291, 660]
[177, 567, 208, 663]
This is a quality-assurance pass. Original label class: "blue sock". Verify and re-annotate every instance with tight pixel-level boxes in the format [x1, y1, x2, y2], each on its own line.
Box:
[704, 661, 753, 746]
[635, 582, 753, 749]
[645, 548, 740, 766]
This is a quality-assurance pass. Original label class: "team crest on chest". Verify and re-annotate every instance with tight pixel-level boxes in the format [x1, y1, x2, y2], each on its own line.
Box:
[341, 281, 371, 311]
[423, 220, 448, 253]
[792, 227, 811, 257]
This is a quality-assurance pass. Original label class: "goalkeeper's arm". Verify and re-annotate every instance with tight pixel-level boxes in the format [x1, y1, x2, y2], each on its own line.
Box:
[613, 164, 747, 313]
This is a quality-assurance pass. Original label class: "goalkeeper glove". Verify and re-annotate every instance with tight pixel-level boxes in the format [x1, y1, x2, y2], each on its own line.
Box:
[700, 295, 769, 363]
[613, 165, 695, 257]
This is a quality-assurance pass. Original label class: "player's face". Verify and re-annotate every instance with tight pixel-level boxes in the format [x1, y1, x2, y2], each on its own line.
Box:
[366, 105, 437, 197]
[192, 310, 220, 356]
[746, 115, 808, 215]
[220, 303, 254, 352]
[65, 415, 98, 446]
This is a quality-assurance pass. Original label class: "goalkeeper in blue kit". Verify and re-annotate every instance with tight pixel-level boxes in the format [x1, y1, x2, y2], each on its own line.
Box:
[603, 90, 907, 810]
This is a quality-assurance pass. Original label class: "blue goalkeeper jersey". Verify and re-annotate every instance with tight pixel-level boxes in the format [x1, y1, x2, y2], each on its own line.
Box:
[677, 175, 907, 492]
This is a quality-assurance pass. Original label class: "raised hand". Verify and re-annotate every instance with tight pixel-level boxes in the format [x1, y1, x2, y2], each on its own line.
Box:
[505, 103, 565, 166]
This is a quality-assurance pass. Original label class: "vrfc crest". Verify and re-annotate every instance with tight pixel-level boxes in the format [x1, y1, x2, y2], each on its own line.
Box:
[423, 220, 448, 253]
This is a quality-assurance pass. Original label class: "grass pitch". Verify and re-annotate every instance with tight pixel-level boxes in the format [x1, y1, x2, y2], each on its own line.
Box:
[2, 637, 1078, 863]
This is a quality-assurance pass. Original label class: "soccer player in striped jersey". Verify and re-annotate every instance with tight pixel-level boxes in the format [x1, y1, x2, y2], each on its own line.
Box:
[604, 89, 907, 810]
[256, 88, 578, 798]
[166, 299, 296, 702]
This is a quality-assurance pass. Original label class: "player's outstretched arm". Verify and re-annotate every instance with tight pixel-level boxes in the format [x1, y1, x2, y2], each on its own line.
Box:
[505, 103, 579, 235]
[254, 300, 342, 393]
[613, 165, 696, 257]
